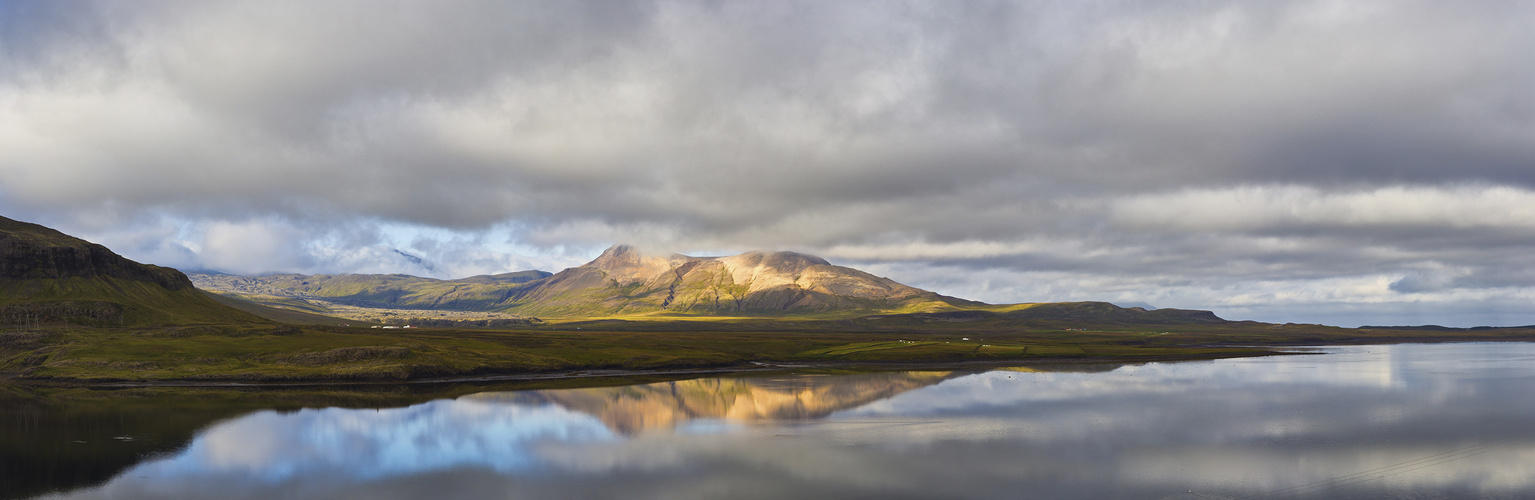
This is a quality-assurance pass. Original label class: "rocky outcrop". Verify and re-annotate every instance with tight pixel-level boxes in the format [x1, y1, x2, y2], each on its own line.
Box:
[583, 244, 694, 284]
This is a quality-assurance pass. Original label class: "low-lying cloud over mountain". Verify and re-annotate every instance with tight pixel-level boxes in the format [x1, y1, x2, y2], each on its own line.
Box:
[4, 1, 1535, 326]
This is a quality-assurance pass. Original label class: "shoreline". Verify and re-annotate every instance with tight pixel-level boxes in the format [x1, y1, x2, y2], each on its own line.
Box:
[5, 349, 1295, 389]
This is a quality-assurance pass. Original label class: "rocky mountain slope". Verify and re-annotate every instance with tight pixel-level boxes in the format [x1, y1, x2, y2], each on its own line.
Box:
[501, 245, 979, 317]
[0, 216, 261, 326]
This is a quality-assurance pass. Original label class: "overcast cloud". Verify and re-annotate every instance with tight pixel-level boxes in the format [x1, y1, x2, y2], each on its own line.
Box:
[4, 0, 1535, 326]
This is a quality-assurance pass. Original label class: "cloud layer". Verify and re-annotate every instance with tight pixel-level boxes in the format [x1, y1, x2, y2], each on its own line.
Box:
[4, 0, 1535, 325]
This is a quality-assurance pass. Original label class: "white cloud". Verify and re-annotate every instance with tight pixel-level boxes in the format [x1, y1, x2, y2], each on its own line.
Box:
[199, 219, 314, 275]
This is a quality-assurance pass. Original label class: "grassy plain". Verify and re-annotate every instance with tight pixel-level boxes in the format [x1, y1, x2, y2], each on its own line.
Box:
[9, 310, 1535, 384]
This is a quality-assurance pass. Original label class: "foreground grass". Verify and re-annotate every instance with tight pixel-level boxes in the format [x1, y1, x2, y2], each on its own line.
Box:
[1, 322, 1282, 383]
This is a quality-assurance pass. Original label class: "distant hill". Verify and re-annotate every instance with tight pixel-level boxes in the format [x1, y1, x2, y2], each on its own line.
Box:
[853, 302, 1228, 329]
[1358, 324, 1535, 331]
[0, 216, 263, 326]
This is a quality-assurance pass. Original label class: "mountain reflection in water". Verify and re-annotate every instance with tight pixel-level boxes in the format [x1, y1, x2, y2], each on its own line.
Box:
[471, 371, 957, 433]
[18, 343, 1535, 500]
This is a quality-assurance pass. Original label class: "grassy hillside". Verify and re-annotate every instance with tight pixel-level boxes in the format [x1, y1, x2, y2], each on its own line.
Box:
[1, 276, 268, 328]
[202, 291, 364, 326]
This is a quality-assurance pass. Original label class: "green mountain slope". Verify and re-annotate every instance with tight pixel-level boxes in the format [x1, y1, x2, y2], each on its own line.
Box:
[190, 271, 551, 310]
[0, 216, 264, 326]
[201, 291, 363, 325]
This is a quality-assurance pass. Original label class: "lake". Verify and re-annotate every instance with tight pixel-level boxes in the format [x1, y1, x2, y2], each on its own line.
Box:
[7, 342, 1535, 499]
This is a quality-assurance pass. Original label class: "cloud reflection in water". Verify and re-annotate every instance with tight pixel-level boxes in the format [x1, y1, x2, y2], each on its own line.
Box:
[135, 400, 615, 483]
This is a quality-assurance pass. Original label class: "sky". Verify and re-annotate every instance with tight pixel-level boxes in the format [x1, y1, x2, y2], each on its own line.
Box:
[3, 0, 1535, 327]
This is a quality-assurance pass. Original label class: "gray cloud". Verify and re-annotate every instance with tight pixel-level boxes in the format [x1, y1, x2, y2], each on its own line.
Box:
[4, 0, 1535, 325]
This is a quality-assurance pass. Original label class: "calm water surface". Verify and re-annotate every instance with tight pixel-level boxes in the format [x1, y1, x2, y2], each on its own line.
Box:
[11, 343, 1535, 499]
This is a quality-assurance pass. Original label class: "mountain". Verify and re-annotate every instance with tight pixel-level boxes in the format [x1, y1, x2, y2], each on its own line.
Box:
[0, 216, 262, 326]
[192, 245, 982, 318]
[502, 245, 978, 317]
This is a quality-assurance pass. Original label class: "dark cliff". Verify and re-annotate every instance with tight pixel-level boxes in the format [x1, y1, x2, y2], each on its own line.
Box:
[0, 216, 259, 326]
[1, 216, 193, 290]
